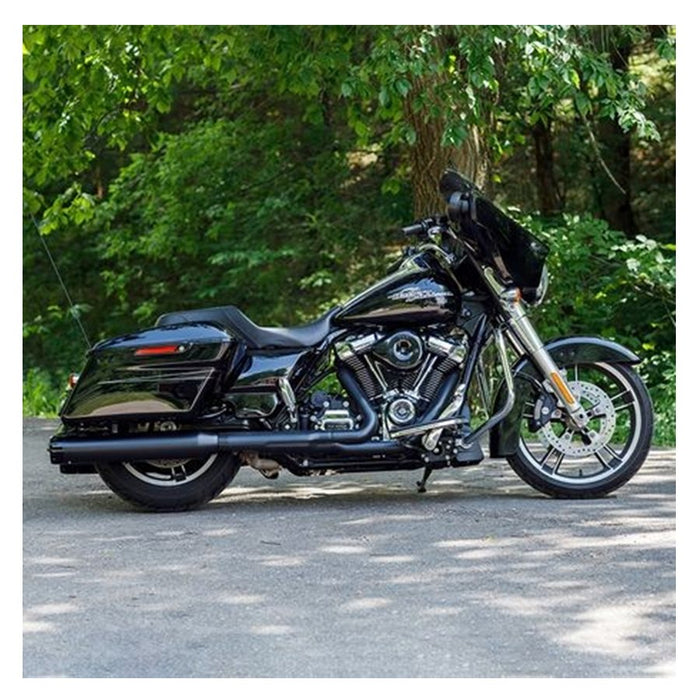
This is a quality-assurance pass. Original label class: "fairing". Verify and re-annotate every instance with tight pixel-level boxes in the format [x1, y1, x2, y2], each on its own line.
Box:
[440, 170, 549, 296]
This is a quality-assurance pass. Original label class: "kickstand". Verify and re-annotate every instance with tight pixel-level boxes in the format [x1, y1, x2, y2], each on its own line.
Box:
[416, 467, 433, 493]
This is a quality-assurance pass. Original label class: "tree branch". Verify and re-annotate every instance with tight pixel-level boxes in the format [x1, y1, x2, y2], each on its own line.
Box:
[582, 117, 627, 195]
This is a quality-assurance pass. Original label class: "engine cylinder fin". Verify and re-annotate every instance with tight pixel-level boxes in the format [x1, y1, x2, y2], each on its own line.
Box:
[421, 355, 460, 404]
[342, 354, 381, 399]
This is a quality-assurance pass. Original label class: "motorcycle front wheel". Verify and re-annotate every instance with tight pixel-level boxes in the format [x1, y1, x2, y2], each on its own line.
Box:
[507, 361, 653, 498]
[96, 453, 240, 512]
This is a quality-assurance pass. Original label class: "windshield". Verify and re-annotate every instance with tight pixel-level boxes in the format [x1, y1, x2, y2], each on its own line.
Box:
[439, 169, 549, 296]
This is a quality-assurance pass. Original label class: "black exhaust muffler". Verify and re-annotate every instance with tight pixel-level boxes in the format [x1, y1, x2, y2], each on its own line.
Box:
[49, 369, 401, 465]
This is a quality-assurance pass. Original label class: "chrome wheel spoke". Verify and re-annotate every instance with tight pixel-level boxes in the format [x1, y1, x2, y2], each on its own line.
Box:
[540, 444, 567, 474]
[602, 442, 621, 459]
[171, 464, 188, 482]
[610, 389, 635, 413]
[594, 449, 615, 471]
[552, 449, 566, 474]
[597, 442, 622, 468]
[538, 445, 556, 466]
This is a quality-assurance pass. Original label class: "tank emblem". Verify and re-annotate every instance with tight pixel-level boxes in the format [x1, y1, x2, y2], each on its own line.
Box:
[387, 288, 451, 304]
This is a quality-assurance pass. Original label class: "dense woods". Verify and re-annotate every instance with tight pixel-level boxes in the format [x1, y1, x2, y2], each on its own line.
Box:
[22, 25, 676, 443]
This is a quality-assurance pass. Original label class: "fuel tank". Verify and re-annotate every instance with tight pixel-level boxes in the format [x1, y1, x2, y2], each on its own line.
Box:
[335, 250, 461, 327]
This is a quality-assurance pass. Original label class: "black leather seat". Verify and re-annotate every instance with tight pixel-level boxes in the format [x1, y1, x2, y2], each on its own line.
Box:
[156, 305, 339, 349]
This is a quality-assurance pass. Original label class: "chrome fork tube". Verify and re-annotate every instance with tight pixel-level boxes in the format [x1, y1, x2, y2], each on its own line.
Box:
[483, 268, 589, 428]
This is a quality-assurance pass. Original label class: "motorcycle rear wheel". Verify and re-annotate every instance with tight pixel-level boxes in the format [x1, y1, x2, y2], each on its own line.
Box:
[96, 453, 239, 512]
[507, 361, 653, 498]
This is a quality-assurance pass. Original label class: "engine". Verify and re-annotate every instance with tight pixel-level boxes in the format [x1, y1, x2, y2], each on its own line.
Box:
[331, 330, 468, 435]
[243, 330, 469, 478]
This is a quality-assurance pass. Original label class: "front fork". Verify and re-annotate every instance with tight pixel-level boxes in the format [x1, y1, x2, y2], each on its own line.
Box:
[483, 269, 589, 429]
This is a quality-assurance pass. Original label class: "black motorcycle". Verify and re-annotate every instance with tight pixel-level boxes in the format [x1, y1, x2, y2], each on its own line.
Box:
[49, 170, 654, 511]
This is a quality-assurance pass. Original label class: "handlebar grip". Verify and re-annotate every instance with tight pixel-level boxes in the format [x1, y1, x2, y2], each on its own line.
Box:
[401, 222, 427, 237]
[401, 215, 441, 236]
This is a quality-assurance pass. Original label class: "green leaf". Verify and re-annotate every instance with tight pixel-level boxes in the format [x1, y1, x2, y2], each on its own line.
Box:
[395, 78, 411, 97]
[569, 69, 580, 90]
[574, 91, 591, 116]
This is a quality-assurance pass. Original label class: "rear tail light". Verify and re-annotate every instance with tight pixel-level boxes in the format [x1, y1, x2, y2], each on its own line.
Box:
[134, 344, 185, 357]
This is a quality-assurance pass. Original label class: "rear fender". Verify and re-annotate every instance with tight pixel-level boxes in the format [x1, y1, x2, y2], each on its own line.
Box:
[489, 336, 641, 458]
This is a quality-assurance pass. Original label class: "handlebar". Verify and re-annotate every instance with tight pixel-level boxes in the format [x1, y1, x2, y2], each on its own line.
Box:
[400, 216, 447, 238]
[400, 220, 431, 237]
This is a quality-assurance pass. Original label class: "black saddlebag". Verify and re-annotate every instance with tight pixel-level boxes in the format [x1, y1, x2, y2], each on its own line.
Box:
[60, 323, 235, 423]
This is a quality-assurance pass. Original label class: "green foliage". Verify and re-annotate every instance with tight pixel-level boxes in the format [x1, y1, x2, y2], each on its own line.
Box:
[522, 214, 675, 444]
[340, 26, 666, 169]
[93, 117, 409, 328]
[23, 368, 64, 417]
[22, 25, 675, 444]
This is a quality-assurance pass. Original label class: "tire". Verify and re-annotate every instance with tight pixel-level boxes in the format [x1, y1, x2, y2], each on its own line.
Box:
[507, 361, 653, 498]
[96, 453, 240, 512]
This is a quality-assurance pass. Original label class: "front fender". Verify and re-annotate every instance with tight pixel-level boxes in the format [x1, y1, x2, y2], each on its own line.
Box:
[488, 336, 641, 458]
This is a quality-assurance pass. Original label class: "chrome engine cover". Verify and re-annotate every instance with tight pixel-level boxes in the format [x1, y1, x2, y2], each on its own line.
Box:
[334, 330, 469, 437]
[386, 396, 417, 425]
[373, 331, 424, 370]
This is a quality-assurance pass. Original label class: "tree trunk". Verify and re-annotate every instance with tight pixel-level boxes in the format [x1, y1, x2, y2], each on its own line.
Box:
[402, 28, 491, 217]
[405, 105, 490, 217]
[592, 27, 639, 237]
[532, 119, 561, 216]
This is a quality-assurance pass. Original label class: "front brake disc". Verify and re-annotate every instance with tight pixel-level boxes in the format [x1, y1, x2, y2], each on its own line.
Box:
[539, 380, 616, 457]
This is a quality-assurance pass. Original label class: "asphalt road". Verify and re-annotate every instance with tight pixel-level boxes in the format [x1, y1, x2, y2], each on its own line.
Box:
[23, 418, 676, 678]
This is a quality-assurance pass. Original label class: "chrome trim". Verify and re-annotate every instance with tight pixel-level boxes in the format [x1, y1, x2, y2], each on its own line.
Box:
[407, 354, 437, 399]
[365, 356, 389, 392]
[422, 382, 467, 450]
[382, 331, 424, 368]
[335, 333, 380, 363]
[399, 243, 454, 270]
[426, 335, 467, 365]
[482, 266, 588, 428]
[317, 409, 355, 432]
[279, 376, 298, 425]
[504, 327, 526, 357]
[387, 397, 417, 426]
[389, 328, 516, 444]
[389, 415, 467, 440]
[475, 356, 492, 411]
[460, 327, 515, 448]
